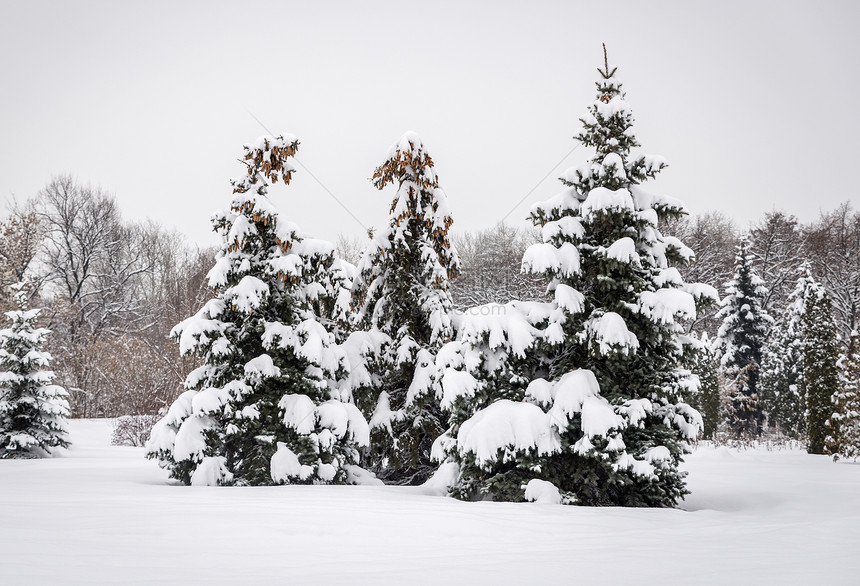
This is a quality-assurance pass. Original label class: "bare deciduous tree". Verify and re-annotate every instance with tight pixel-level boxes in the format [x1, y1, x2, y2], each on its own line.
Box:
[36, 176, 154, 341]
[805, 202, 860, 341]
[31, 175, 213, 417]
[335, 233, 365, 266]
[450, 223, 547, 310]
[0, 203, 44, 309]
[750, 210, 806, 318]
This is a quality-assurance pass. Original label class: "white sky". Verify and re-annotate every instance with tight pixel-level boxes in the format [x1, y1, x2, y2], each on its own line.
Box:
[1, 1, 858, 247]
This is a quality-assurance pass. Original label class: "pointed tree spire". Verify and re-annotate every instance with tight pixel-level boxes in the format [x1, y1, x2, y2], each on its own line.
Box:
[598, 43, 617, 80]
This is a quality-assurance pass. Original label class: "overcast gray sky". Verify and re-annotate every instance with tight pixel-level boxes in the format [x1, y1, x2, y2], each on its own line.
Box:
[1, 1, 858, 247]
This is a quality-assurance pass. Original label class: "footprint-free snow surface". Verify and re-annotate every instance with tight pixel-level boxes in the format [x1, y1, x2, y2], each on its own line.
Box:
[1, 420, 858, 585]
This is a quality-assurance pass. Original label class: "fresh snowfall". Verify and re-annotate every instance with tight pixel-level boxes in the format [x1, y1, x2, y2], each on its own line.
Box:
[0, 420, 858, 584]
[2, 48, 860, 586]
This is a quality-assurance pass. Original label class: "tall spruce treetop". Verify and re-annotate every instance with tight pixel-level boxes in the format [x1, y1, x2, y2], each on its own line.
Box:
[0, 284, 70, 458]
[146, 135, 368, 486]
[715, 235, 772, 435]
[436, 47, 715, 507]
[352, 131, 460, 345]
[350, 132, 461, 484]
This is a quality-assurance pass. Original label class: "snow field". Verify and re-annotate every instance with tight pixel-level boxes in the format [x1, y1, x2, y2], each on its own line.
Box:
[1, 420, 859, 585]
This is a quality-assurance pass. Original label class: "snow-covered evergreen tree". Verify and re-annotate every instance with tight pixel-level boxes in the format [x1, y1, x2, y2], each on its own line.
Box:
[431, 300, 561, 501]
[798, 273, 840, 455]
[307, 248, 356, 344]
[715, 236, 772, 437]
[435, 47, 714, 506]
[0, 284, 70, 458]
[146, 135, 368, 485]
[828, 330, 860, 460]
[759, 276, 806, 438]
[350, 132, 460, 484]
[691, 333, 721, 440]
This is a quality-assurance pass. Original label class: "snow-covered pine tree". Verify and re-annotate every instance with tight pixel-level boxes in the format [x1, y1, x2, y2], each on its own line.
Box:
[350, 131, 461, 484]
[759, 274, 806, 438]
[691, 333, 721, 440]
[828, 330, 860, 460]
[146, 135, 368, 485]
[0, 284, 70, 458]
[798, 273, 840, 454]
[304, 241, 356, 344]
[715, 235, 772, 437]
[437, 47, 714, 506]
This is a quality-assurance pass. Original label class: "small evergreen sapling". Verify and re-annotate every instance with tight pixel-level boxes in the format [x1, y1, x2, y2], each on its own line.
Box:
[431, 300, 561, 501]
[0, 284, 70, 458]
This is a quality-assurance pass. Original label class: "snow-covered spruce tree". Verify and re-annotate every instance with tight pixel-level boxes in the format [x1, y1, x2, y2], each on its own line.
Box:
[304, 243, 356, 344]
[436, 48, 715, 506]
[690, 333, 721, 440]
[146, 135, 368, 486]
[351, 132, 460, 484]
[828, 330, 860, 460]
[759, 277, 806, 438]
[0, 284, 70, 458]
[715, 236, 772, 437]
[799, 273, 840, 455]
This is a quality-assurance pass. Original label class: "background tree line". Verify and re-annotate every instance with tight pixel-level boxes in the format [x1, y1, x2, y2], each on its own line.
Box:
[0, 175, 212, 418]
[1, 174, 857, 423]
[666, 206, 860, 342]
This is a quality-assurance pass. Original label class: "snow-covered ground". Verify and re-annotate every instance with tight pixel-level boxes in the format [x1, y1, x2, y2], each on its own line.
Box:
[1, 420, 858, 585]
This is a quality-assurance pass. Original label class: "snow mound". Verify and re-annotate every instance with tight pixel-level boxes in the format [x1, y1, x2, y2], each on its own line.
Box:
[581, 187, 634, 216]
[524, 479, 563, 504]
[270, 442, 314, 483]
[457, 400, 561, 467]
[191, 456, 233, 486]
[583, 312, 639, 355]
